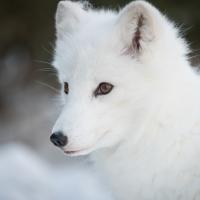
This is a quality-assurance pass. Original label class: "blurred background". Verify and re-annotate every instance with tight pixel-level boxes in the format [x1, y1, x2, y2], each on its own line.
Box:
[0, 0, 199, 199]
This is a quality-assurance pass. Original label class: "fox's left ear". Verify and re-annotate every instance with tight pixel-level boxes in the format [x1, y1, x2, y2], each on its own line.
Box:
[117, 0, 166, 56]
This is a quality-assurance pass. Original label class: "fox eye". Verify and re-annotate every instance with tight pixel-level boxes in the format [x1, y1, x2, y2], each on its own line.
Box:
[64, 82, 69, 94]
[94, 82, 114, 97]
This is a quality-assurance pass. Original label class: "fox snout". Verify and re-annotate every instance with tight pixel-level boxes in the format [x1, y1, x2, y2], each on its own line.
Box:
[50, 131, 68, 147]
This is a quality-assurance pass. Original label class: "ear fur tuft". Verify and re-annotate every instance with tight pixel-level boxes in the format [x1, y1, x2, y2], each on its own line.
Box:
[132, 14, 144, 51]
[118, 1, 164, 56]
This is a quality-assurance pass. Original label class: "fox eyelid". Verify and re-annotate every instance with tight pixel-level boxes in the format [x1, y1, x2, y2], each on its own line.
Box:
[94, 82, 114, 97]
[64, 82, 69, 94]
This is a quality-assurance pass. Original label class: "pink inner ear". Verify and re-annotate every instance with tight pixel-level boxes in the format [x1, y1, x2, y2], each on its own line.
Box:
[132, 15, 144, 51]
[123, 14, 145, 56]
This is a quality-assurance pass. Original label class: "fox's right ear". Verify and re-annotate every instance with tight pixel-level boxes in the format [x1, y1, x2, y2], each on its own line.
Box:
[55, 1, 87, 39]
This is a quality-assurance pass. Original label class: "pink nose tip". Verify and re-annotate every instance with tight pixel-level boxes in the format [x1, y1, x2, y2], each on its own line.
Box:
[50, 132, 68, 147]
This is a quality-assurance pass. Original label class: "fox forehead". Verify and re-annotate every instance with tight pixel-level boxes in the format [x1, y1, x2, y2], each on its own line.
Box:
[54, 40, 125, 83]
[54, 43, 139, 89]
[53, 10, 123, 81]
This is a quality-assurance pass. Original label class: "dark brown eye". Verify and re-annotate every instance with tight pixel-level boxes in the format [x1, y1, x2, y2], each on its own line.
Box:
[64, 82, 69, 94]
[94, 82, 114, 97]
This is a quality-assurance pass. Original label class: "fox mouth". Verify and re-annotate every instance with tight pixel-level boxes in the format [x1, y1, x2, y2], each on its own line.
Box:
[63, 130, 109, 156]
[64, 147, 95, 156]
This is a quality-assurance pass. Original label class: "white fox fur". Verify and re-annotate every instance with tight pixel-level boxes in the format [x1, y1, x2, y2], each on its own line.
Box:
[52, 1, 200, 199]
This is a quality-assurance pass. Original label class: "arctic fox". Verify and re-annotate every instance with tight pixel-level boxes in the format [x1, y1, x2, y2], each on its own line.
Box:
[50, 1, 200, 199]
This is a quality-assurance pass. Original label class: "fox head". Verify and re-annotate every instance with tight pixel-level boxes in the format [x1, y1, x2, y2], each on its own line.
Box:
[51, 0, 189, 156]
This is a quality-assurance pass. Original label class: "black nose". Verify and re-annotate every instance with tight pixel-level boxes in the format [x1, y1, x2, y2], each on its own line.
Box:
[50, 132, 68, 147]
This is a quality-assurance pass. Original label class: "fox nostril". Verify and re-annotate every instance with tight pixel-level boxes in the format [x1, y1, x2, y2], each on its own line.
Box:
[50, 132, 68, 147]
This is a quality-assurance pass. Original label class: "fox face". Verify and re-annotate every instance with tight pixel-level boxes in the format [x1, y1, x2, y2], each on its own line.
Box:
[51, 1, 188, 156]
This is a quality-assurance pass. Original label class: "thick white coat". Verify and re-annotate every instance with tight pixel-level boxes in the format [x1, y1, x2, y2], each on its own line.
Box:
[53, 1, 200, 199]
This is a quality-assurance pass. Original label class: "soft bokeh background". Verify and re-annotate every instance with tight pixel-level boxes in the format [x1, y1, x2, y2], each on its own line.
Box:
[0, 0, 199, 199]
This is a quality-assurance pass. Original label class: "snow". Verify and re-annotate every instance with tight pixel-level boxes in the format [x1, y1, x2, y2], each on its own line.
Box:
[0, 143, 112, 200]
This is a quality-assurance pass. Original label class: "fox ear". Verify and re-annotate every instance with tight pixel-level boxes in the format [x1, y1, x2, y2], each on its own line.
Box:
[55, 1, 86, 39]
[117, 1, 164, 56]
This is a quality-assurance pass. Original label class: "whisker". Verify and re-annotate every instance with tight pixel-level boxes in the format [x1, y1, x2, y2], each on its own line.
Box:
[179, 24, 193, 37]
[33, 59, 52, 66]
[42, 45, 53, 56]
[36, 68, 56, 72]
[35, 80, 60, 93]
[189, 55, 200, 60]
